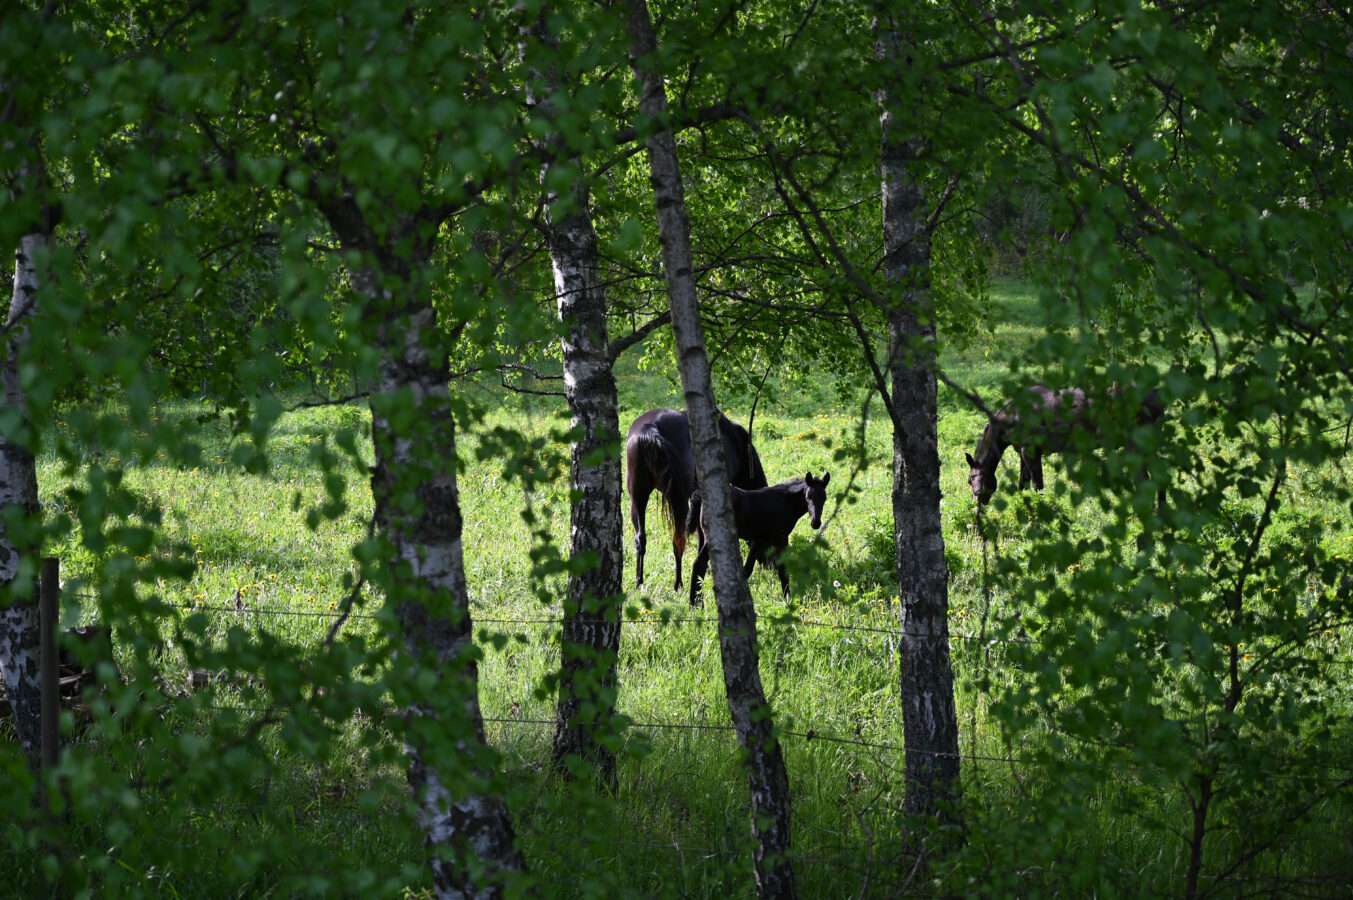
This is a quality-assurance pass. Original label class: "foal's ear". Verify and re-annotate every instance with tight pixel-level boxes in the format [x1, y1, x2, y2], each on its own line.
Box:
[821, 471, 830, 486]
[804, 470, 813, 482]
[965, 452, 977, 467]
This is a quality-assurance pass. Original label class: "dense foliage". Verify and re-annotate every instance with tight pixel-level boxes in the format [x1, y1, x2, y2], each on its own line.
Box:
[2, 0, 1351, 896]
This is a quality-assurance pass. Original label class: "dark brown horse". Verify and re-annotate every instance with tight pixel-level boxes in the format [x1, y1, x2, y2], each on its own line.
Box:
[966, 384, 1165, 506]
[686, 471, 831, 604]
[625, 408, 767, 590]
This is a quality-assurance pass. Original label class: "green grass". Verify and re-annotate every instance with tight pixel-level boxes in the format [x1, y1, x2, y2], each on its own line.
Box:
[10, 279, 1353, 897]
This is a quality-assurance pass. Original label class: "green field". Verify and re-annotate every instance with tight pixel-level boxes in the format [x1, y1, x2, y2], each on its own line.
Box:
[12, 280, 1353, 897]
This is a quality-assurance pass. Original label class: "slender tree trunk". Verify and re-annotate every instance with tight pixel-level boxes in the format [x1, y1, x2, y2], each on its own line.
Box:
[626, 2, 798, 896]
[318, 198, 524, 896]
[0, 232, 45, 769]
[521, 9, 625, 787]
[546, 190, 624, 785]
[878, 24, 962, 824]
[1183, 773, 1213, 900]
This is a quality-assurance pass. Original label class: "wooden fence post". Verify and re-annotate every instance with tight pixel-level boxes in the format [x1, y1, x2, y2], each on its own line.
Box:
[40, 556, 59, 771]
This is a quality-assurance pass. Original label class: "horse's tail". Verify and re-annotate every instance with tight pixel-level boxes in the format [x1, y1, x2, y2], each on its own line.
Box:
[745, 439, 768, 489]
[686, 490, 702, 540]
[633, 425, 693, 553]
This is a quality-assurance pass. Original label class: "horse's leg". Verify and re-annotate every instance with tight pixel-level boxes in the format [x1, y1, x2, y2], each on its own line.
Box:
[1017, 448, 1032, 490]
[772, 543, 790, 598]
[672, 535, 684, 593]
[1028, 451, 1044, 491]
[742, 542, 761, 580]
[631, 486, 650, 587]
[688, 541, 710, 606]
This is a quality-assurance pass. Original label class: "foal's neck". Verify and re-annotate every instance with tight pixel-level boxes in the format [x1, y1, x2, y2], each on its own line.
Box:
[786, 480, 809, 512]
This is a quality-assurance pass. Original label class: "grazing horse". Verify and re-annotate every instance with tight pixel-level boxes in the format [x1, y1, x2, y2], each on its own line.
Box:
[966, 384, 1165, 507]
[686, 471, 831, 604]
[626, 408, 767, 590]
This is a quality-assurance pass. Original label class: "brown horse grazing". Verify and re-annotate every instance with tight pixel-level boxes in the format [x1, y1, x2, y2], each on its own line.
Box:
[966, 384, 1165, 507]
[686, 471, 831, 604]
[625, 408, 767, 591]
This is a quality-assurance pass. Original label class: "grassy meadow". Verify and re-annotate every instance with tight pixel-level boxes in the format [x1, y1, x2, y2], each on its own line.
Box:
[13, 280, 1353, 897]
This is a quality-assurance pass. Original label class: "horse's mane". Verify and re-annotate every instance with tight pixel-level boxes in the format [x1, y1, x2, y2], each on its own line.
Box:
[972, 420, 1005, 469]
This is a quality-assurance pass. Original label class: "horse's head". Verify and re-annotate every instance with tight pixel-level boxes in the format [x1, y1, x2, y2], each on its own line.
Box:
[804, 471, 831, 530]
[965, 452, 996, 507]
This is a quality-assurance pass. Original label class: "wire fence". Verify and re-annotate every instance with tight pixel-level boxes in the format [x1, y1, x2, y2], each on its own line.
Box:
[41, 579, 1353, 896]
[92, 591, 1353, 783]
[95, 593, 1353, 665]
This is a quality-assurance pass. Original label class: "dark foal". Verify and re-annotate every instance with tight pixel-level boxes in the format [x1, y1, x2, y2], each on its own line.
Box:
[686, 471, 831, 604]
[966, 383, 1165, 506]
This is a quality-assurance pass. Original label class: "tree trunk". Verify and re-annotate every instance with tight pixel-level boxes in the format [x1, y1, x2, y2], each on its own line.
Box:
[546, 189, 624, 786]
[318, 194, 524, 895]
[521, 8, 625, 788]
[626, 2, 798, 896]
[878, 25, 962, 825]
[0, 232, 45, 769]
[367, 289, 526, 896]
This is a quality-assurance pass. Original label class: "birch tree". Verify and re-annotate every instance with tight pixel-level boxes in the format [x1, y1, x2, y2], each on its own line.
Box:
[519, 6, 625, 787]
[0, 208, 47, 770]
[626, 0, 798, 895]
[0, 12, 58, 767]
[876, 15, 961, 825]
[273, 10, 530, 889]
[143, 4, 533, 890]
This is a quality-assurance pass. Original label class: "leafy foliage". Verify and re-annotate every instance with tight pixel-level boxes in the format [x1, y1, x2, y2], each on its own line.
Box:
[4, 0, 1353, 895]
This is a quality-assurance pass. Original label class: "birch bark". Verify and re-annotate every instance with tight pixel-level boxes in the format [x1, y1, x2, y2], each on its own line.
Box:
[520, 10, 625, 786]
[625, 1, 798, 895]
[545, 189, 624, 784]
[0, 231, 45, 768]
[317, 197, 524, 897]
[877, 22, 962, 824]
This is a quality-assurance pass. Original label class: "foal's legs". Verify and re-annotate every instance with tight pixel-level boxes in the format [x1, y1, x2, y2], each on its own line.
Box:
[771, 544, 790, 597]
[688, 540, 710, 605]
[742, 541, 791, 597]
[741, 542, 761, 580]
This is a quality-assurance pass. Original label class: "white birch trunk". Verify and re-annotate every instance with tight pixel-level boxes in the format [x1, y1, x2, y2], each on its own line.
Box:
[366, 289, 525, 897]
[546, 193, 624, 784]
[626, 2, 799, 895]
[314, 190, 523, 895]
[521, 10, 626, 785]
[0, 232, 46, 768]
[877, 21, 962, 824]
